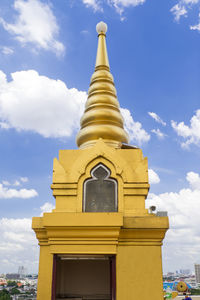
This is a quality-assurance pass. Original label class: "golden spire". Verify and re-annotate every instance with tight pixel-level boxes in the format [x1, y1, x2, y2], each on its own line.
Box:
[76, 21, 129, 149]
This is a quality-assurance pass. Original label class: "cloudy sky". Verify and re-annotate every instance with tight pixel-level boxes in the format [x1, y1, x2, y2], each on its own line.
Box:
[0, 0, 200, 275]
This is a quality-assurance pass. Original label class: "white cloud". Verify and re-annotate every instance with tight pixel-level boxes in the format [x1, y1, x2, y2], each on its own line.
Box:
[20, 177, 28, 183]
[1, 177, 28, 187]
[0, 0, 64, 55]
[184, 0, 199, 3]
[186, 171, 200, 190]
[146, 171, 200, 272]
[0, 202, 55, 272]
[109, 0, 145, 9]
[148, 169, 160, 184]
[121, 108, 150, 146]
[82, 0, 145, 14]
[4, 231, 27, 243]
[81, 30, 90, 35]
[0, 183, 38, 199]
[0, 70, 146, 144]
[111, 0, 145, 5]
[151, 128, 166, 139]
[190, 22, 200, 31]
[170, 0, 200, 26]
[148, 112, 166, 126]
[2, 180, 11, 186]
[0, 69, 87, 138]
[14, 180, 20, 186]
[190, 12, 200, 31]
[171, 110, 200, 148]
[40, 202, 54, 216]
[0, 121, 10, 129]
[170, 4, 187, 21]
[82, 0, 102, 11]
[0, 218, 38, 273]
[0, 46, 14, 55]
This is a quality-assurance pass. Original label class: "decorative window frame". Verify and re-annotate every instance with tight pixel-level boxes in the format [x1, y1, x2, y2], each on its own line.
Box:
[83, 163, 118, 212]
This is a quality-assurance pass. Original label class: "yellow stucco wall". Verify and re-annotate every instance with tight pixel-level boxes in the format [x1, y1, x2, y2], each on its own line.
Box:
[117, 246, 163, 299]
[32, 139, 169, 300]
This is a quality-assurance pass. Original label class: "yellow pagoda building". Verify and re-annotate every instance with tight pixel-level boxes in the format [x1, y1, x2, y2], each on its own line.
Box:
[32, 21, 169, 300]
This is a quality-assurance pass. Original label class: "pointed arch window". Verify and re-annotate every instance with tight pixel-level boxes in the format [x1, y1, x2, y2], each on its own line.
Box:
[83, 164, 118, 212]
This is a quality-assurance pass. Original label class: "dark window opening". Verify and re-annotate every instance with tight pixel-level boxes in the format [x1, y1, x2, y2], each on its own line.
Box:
[83, 164, 117, 212]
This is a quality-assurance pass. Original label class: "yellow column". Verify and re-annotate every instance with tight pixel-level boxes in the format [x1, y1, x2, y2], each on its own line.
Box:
[117, 245, 164, 300]
[37, 245, 53, 300]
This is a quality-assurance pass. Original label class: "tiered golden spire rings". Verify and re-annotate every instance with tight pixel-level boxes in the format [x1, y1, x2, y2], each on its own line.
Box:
[76, 22, 129, 149]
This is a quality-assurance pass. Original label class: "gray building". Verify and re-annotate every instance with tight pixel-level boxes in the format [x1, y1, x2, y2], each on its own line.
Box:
[195, 264, 200, 283]
[6, 273, 20, 279]
[18, 266, 27, 278]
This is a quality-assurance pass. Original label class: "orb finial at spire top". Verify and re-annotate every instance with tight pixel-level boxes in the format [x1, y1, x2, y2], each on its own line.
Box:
[96, 21, 107, 34]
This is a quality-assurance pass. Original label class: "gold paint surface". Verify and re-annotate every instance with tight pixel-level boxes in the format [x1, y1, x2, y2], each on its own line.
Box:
[76, 32, 129, 148]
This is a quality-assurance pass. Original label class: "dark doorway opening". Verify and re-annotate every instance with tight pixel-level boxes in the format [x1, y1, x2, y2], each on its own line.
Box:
[52, 255, 116, 300]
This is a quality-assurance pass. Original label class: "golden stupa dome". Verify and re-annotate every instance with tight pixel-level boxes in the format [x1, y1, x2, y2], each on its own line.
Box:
[76, 21, 129, 149]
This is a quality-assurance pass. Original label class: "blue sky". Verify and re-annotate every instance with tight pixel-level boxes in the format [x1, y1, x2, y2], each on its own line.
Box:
[0, 0, 200, 274]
